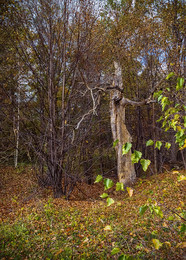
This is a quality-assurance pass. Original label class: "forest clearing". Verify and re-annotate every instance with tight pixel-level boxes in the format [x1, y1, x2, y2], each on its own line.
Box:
[0, 166, 185, 259]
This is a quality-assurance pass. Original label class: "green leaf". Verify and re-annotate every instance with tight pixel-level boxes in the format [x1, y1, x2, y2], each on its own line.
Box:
[184, 116, 186, 128]
[168, 216, 174, 221]
[158, 210, 164, 218]
[158, 94, 163, 102]
[170, 120, 177, 130]
[176, 77, 184, 91]
[152, 239, 163, 250]
[166, 72, 174, 80]
[106, 197, 115, 206]
[157, 116, 163, 122]
[161, 96, 169, 111]
[165, 126, 170, 132]
[175, 130, 185, 145]
[111, 247, 120, 255]
[165, 142, 171, 149]
[140, 159, 151, 171]
[100, 193, 108, 198]
[174, 114, 180, 121]
[154, 206, 163, 218]
[104, 178, 114, 190]
[118, 255, 127, 260]
[146, 139, 154, 146]
[94, 175, 103, 183]
[131, 150, 142, 163]
[155, 141, 162, 150]
[122, 142, 132, 155]
[139, 205, 148, 215]
[180, 223, 186, 234]
[113, 139, 119, 148]
[116, 182, 124, 191]
[153, 90, 163, 99]
[162, 119, 167, 128]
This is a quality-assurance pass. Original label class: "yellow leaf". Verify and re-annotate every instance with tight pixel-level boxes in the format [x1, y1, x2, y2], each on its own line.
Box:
[176, 242, 186, 248]
[83, 237, 89, 243]
[180, 201, 184, 207]
[104, 225, 112, 231]
[180, 139, 186, 150]
[178, 175, 186, 182]
[126, 187, 133, 197]
[164, 241, 171, 247]
[172, 171, 179, 174]
[163, 222, 168, 228]
[152, 239, 163, 250]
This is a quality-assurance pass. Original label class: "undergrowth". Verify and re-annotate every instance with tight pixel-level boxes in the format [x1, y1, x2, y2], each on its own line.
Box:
[0, 167, 185, 259]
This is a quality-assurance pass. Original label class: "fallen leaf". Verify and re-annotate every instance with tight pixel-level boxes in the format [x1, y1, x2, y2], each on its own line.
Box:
[172, 171, 179, 174]
[104, 225, 112, 231]
[163, 222, 168, 228]
[178, 175, 186, 182]
[111, 247, 120, 255]
[152, 239, 163, 250]
[164, 241, 171, 247]
[126, 187, 133, 197]
[144, 247, 150, 253]
[55, 249, 63, 256]
[176, 242, 186, 248]
[83, 237, 89, 243]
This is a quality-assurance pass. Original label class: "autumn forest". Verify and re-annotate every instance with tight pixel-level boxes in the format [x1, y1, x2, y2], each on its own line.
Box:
[0, 0, 185, 259]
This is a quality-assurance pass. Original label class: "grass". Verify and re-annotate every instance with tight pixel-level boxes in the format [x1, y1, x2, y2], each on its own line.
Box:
[0, 167, 185, 259]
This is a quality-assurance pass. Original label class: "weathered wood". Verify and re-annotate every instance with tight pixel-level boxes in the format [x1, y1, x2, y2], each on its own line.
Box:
[110, 62, 136, 186]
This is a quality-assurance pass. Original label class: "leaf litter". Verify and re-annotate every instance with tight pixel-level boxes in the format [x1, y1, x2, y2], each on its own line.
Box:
[0, 166, 185, 259]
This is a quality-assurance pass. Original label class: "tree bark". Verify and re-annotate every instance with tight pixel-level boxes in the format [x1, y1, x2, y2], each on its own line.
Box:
[152, 102, 157, 174]
[110, 62, 136, 186]
[13, 83, 20, 168]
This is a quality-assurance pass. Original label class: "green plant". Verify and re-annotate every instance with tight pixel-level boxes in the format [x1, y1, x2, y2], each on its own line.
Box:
[154, 73, 185, 150]
[44, 198, 55, 221]
[139, 198, 163, 218]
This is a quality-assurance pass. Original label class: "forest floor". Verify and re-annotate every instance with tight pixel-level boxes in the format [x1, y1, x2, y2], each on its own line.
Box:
[0, 166, 185, 259]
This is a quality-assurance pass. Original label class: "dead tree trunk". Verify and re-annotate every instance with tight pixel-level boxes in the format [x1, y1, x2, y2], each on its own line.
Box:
[110, 62, 136, 186]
